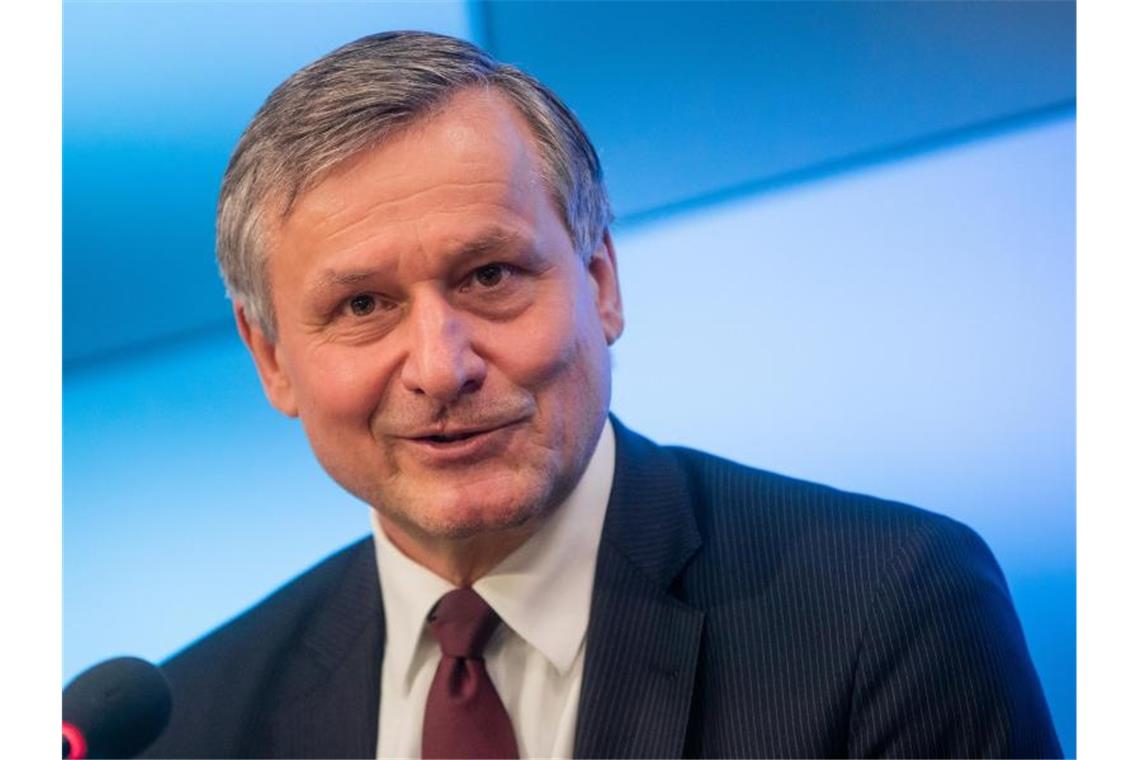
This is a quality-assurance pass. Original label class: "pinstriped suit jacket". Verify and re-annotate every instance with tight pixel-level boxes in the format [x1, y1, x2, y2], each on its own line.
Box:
[144, 418, 1061, 758]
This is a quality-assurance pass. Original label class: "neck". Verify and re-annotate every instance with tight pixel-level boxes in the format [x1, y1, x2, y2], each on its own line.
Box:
[378, 514, 542, 586]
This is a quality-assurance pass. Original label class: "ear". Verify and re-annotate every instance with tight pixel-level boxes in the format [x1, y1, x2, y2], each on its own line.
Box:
[234, 302, 299, 418]
[586, 229, 625, 345]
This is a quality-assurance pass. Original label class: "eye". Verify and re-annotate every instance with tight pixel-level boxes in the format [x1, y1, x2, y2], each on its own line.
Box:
[473, 264, 506, 288]
[348, 294, 376, 316]
[458, 261, 531, 317]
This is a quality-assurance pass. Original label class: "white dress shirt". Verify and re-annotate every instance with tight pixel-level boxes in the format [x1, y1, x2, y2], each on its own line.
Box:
[372, 419, 615, 759]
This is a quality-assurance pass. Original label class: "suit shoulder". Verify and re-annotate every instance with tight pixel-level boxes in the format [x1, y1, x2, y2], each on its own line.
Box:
[142, 537, 377, 758]
[657, 444, 1058, 756]
[657, 441, 1016, 643]
[663, 442, 984, 557]
[156, 536, 375, 711]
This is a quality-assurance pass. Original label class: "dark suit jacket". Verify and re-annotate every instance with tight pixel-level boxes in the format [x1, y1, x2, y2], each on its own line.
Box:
[144, 419, 1061, 758]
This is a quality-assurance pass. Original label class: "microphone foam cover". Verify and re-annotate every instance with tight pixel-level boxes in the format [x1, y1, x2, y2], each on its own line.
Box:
[63, 656, 172, 759]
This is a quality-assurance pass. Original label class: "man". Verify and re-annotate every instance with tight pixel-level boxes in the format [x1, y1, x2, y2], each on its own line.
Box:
[144, 31, 1061, 759]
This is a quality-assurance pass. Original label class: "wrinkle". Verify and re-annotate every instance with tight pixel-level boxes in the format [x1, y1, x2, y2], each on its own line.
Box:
[309, 179, 516, 246]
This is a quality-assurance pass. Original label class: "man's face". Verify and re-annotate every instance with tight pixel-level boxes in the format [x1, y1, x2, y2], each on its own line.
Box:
[241, 89, 623, 546]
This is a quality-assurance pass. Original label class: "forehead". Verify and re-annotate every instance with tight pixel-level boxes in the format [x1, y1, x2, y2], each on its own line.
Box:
[272, 89, 553, 259]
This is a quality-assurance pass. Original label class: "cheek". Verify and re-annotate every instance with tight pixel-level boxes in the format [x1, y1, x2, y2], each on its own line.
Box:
[484, 293, 610, 426]
[484, 302, 583, 389]
[289, 345, 390, 424]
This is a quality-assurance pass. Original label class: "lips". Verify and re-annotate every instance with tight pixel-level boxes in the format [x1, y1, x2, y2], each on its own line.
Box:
[400, 420, 521, 463]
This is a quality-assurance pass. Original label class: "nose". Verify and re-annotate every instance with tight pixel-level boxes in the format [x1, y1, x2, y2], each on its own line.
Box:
[399, 293, 486, 403]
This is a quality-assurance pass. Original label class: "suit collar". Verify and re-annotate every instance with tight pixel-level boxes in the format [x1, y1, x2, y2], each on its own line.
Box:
[574, 417, 705, 758]
[596, 417, 702, 587]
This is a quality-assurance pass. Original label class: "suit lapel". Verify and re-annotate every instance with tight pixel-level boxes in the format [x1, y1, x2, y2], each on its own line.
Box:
[262, 539, 386, 759]
[574, 419, 705, 758]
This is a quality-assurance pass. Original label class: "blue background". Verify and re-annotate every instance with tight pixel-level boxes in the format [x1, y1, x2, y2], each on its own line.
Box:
[64, 2, 1075, 754]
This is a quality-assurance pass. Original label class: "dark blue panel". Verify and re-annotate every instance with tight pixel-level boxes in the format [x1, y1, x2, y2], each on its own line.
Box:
[482, 0, 1075, 219]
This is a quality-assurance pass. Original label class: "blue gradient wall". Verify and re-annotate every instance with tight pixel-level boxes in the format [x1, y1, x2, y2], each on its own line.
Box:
[64, 2, 1075, 754]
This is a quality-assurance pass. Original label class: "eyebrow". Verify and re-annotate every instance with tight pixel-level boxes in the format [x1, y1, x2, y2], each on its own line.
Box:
[317, 269, 378, 289]
[446, 228, 526, 260]
[312, 228, 528, 294]
[307, 267, 387, 301]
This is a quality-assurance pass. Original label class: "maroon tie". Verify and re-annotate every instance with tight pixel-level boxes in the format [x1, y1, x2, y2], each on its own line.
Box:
[422, 588, 519, 759]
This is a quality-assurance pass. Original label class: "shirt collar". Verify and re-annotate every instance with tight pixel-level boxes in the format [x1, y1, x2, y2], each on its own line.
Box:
[372, 418, 615, 687]
[372, 510, 454, 693]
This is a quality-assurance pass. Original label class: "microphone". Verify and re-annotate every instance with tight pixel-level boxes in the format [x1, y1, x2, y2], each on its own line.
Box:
[62, 657, 172, 759]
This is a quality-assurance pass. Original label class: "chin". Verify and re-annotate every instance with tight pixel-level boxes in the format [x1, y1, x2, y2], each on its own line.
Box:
[380, 472, 557, 542]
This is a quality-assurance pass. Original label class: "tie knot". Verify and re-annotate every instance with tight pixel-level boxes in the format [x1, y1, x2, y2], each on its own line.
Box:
[428, 588, 501, 659]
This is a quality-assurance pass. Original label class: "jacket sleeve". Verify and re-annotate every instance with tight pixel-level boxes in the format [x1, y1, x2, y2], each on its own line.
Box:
[846, 517, 1063, 758]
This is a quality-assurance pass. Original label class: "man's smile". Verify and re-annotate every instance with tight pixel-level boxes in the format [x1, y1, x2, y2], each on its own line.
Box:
[397, 419, 526, 464]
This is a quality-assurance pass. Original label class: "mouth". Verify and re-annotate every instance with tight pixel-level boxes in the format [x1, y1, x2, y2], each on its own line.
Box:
[401, 420, 522, 457]
[419, 430, 486, 444]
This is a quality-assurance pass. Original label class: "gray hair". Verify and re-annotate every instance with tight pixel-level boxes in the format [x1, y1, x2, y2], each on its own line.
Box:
[217, 31, 613, 341]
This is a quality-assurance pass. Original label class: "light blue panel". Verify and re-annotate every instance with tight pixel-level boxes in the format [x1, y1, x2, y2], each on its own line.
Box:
[611, 115, 1074, 754]
[63, 331, 366, 681]
[63, 1, 472, 363]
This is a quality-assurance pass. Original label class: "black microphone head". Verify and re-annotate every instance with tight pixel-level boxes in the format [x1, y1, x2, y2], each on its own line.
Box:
[63, 656, 172, 759]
